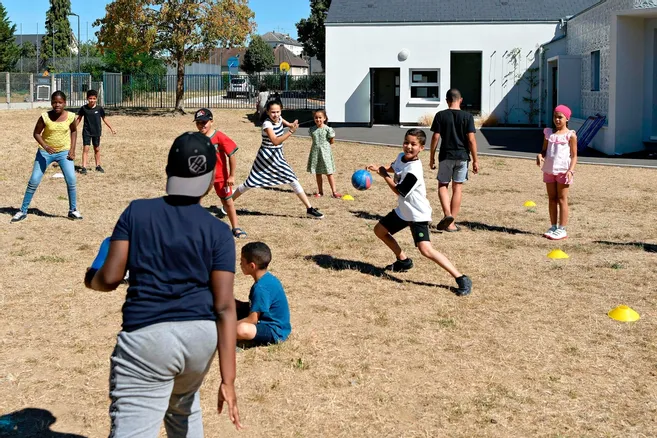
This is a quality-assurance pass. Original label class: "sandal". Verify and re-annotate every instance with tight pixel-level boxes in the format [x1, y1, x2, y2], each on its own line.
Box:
[331, 193, 343, 198]
[312, 193, 323, 198]
[232, 228, 248, 239]
[435, 216, 455, 231]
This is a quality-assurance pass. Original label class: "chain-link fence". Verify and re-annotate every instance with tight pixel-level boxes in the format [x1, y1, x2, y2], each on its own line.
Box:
[12, 57, 103, 75]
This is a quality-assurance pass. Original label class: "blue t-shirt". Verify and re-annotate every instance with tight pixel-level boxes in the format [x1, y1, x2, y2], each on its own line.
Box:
[111, 196, 236, 332]
[249, 272, 291, 342]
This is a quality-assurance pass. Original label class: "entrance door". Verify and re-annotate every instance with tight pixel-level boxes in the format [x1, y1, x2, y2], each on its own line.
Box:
[370, 68, 400, 125]
[450, 52, 482, 112]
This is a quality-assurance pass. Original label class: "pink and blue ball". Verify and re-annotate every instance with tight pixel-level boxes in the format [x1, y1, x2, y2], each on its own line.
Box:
[351, 169, 373, 191]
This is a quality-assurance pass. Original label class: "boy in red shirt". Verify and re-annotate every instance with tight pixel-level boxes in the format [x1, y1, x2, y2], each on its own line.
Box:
[194, 108, 247, 238]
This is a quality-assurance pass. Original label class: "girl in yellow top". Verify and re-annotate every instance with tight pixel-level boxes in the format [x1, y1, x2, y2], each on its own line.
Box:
[12, 91, 83, 222]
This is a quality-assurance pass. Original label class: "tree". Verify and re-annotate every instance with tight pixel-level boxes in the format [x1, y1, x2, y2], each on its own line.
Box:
[242, 35, 274, 74]
[95, 0, 255, 113]
[79, 41, 101, 58]
[20, 41, 36, 58]
[41, 0, 74, 63]
[296, 0, 331, 70]
[0, 2, 21, 71]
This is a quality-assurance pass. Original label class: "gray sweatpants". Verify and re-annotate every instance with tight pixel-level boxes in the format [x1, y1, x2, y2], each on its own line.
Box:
[108, 320, 217, 438]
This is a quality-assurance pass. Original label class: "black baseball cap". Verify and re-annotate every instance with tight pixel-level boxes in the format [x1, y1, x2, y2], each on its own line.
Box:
[194, 108, 213, 122]
[166, 132, 217, 197]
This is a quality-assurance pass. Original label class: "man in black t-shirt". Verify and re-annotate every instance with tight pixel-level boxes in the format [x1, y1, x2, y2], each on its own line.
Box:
[429, 89, 479, 232]
[76, 89, 116, 174]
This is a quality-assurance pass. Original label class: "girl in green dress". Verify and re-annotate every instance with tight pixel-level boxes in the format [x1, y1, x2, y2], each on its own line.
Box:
[307, 110, 341, 198]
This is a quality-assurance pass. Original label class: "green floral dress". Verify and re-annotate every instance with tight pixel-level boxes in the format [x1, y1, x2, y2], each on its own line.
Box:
[307, 125, 336, 174]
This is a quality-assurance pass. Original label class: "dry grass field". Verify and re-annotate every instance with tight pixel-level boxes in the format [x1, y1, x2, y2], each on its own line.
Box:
[0, 108, 656, 438]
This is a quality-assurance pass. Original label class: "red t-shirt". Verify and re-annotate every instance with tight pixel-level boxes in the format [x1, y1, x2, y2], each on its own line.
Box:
[209, 130, 238, 182]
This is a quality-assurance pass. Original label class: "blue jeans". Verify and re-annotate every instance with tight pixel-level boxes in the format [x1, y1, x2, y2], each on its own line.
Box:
[20, 149, 77, 213]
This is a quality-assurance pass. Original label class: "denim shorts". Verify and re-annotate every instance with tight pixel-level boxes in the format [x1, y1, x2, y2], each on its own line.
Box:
[438, 159, 468, 184]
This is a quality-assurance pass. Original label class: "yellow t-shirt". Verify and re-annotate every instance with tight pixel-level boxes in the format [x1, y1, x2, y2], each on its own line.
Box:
[40, 111, 76, 153]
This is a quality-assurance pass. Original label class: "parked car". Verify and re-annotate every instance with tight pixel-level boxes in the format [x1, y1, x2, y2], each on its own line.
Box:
[227, 77, 254, 99]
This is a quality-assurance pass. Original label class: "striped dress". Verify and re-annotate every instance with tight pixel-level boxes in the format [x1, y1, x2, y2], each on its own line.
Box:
[243, 118, 298, 188]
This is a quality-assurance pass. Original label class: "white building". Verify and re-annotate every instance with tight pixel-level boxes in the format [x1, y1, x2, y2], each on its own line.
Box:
[326, 0, 657, 155]
[544, 0, 657, 154]
[261, 31, 304, 57]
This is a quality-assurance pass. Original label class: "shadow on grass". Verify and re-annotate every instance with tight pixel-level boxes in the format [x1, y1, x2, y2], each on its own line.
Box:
[104, 107, 178, 117]
[205, 205, 298, 219]
[262, 186, 295, 194]
[594, 240, 657, 253]
[350, 210, 385, 221]
[459, 221, 531, 235]
[0, 408, 87, 437]
[0, 207, 60, 218]
[306, 254, 455, 292]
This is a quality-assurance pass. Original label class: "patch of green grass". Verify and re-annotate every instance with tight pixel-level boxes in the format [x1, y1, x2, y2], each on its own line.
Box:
[292, 357, 308, 370]
[57, 196, 67, 201]
[610, 262, 623, 270]
[31, 255, 66, 263]
[10, 249, 28, 257]
[437, 318, 456, 329]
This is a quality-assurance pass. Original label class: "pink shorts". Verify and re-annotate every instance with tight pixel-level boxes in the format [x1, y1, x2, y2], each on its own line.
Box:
[543, 172, 572, 184]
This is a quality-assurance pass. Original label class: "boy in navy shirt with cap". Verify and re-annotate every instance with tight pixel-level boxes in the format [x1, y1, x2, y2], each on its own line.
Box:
[85, 131, 242, 435]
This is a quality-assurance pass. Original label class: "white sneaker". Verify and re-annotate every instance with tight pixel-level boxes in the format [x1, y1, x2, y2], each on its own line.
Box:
[10, 211, 27, 223]
[543, 225, 557, 238]
[549, 228, 568, 240]
[68, 210, 84, 220]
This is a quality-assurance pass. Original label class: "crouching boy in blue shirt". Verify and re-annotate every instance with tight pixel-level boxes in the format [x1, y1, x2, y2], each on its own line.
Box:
[236, 242, 291, 345]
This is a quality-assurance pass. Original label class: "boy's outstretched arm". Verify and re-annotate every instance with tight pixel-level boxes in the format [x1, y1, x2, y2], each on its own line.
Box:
[85, 240, 129, 292]
[367, 164, 399, 196]
[430, 133, 440, 169]
[467, 132, 479, 174]
[211, 270, 242, 430]
[227, 153, 237, 187]
[102, 116, 117, 134]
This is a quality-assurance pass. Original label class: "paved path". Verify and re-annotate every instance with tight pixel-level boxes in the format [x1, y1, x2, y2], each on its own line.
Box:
[298, 125, 657, 168]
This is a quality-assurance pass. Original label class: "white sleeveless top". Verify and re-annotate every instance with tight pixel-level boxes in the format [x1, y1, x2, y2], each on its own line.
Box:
[542, 128, 575, 175]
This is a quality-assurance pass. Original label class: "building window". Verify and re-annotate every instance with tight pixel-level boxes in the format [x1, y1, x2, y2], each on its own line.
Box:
[272, 67, 280, 74]
[410, 69, 440, 99]
[591, 51, 600, 91]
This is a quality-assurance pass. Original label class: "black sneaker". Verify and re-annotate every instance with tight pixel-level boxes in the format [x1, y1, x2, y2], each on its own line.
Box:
[385, 258, 413, 272]
[11, 211, 27, 223]
[455, 275, 472, 296]
[79, 167, 87, 175]
[306, 207, 324, 219]
[96, 165, 105, 173]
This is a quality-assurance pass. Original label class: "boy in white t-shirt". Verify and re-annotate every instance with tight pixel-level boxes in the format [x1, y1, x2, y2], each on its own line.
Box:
[367, 129, 472, 296]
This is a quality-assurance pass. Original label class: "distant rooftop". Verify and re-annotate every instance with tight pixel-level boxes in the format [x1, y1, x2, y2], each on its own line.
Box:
[326, 0, 601, 23]
[261, 31, 302, 46]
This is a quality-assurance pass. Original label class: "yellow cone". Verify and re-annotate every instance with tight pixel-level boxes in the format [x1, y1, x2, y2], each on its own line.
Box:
[524, 201, 537, 208]
[608, 305, 640, 322]
[547, 249, 569, 259]
[342, 194, 354, 201]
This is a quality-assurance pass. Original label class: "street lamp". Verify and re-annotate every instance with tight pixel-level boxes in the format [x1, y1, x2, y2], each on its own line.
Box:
[68, 13, 80, 72]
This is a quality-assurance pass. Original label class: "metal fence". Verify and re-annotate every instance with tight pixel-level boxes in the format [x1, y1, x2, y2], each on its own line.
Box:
[102, 73, 325, 110]
[1, 72, 325, 110]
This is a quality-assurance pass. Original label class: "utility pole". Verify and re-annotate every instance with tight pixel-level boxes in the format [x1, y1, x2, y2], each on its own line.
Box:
[68, 13, 80, 72]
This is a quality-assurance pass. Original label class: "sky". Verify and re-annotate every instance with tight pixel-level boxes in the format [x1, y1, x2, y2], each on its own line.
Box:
[2, 0, 310, 41]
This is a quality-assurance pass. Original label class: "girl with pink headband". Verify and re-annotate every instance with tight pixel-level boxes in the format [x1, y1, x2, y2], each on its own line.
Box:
[536, 105, 578, 240]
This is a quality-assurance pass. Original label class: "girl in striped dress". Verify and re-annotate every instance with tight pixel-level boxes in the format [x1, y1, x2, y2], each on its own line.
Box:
[233, 100, 324, 219]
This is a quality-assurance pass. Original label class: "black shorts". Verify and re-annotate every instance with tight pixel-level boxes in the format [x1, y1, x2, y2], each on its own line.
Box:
[82, 134, 101, 147]
[379, 210, 431, 246]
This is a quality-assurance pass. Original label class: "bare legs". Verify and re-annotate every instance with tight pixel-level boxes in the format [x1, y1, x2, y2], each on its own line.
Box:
[438, 182, 463, 230]
[546, 182, 569, 226]
[314, 174, 338, 196]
